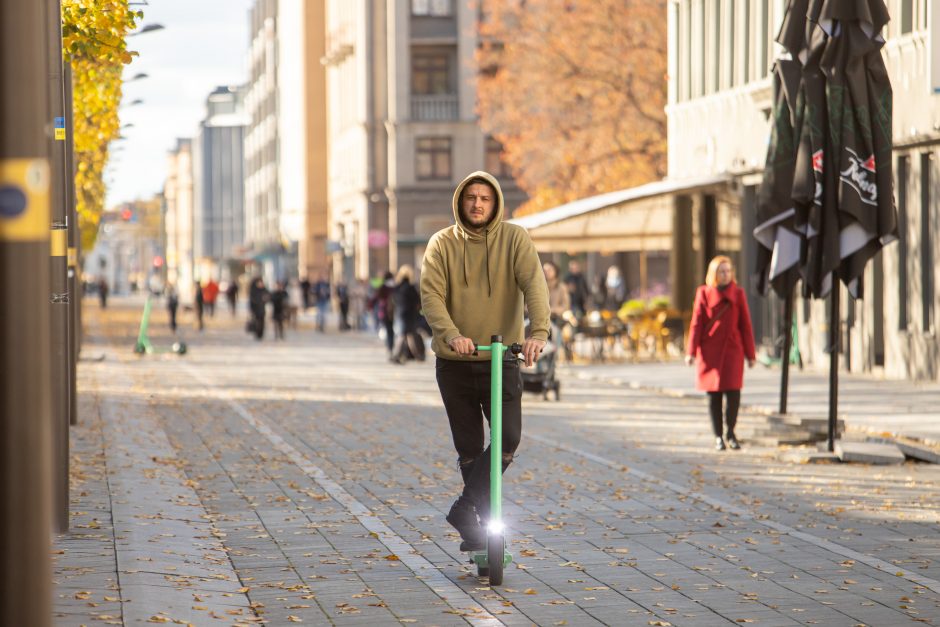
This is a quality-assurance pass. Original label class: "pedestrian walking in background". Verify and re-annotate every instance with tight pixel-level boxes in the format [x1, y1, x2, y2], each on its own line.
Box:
[685, 255, 756, 451]
[390, 265, 423, 364]
[225, 279, 239, 316]
[421, 171, 550, 551]
[248, 277, 269, 340]
[166, 283, 179, 333]
[543, 261, 570, 324]
[563, 260, 590, 316]
[313, 274, 331, 332]
[98, 277, 109, 309]
[203, 278, 219, 317]
[194, 280, 205, 331]
[299, 276, 311, 312]
[287, 278, 302, 328]
[350, 278, 368, 330]
[369, 271, 396, 355]
[271, 281, 288, 340]
[336, 281, 351, 331]
[597, 265, 626, 311]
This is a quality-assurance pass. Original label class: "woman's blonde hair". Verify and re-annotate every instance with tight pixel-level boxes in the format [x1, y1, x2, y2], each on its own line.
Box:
[395, 264, 414, 283]
[705, 255, 735, 287]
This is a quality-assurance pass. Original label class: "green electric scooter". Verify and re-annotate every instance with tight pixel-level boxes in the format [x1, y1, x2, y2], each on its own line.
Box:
[469, 335, 522, 586]
[133, 295, 187, 356]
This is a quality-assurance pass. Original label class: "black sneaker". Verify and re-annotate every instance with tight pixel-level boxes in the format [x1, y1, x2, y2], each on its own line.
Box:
[446, 497, 484, 551]
[726, 434, 741, 450]
[715, 437, 726, 451]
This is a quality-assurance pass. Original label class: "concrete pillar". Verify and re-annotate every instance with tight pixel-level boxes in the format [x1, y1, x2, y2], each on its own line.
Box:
[671, 194, 694, 312]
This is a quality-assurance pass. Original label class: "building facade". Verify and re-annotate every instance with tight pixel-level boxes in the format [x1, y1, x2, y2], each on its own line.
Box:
[192, 85, 248, 282]
[245, 0, 328, 284]
[164, 138, 195, 304]
[668, 0, 939, 381]
[323, 0, 525, 281]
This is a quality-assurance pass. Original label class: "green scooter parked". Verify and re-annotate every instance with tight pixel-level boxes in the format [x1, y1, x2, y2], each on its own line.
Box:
[469, 335, 522, 586]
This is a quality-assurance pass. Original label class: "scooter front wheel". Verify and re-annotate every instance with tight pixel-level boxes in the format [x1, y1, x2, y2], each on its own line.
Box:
[487, 533, 504, 586]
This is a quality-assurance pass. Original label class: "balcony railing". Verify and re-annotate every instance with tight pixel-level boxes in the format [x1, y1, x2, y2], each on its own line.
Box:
[411, 94, 458, 121]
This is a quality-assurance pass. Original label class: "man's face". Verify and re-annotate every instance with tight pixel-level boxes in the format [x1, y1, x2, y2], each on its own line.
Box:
[460, 183, 497, 230]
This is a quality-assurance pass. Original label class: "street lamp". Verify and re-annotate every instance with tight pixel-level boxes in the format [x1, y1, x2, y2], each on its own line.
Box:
[128, 23, 164, 36]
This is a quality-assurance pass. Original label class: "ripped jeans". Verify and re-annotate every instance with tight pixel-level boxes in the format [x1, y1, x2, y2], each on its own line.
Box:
[435, 357, 522, 512]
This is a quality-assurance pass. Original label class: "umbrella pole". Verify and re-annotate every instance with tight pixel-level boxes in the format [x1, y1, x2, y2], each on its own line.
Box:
[779, 289, 793, 414]
[828, 272, 840, 452]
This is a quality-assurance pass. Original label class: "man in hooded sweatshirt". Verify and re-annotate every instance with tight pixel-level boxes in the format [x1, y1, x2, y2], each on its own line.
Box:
[421, 171, 550, 551]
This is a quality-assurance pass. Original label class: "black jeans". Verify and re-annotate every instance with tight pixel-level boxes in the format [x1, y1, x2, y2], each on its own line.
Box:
[435, 357, 522, 511]
[708, 390, 740, 437]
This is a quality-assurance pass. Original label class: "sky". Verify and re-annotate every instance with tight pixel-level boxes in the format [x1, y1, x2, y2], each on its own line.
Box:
[104, 0, 254, 208]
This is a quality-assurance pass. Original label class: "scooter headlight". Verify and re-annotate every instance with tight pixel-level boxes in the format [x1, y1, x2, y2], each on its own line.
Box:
[487, 520, 504, 535]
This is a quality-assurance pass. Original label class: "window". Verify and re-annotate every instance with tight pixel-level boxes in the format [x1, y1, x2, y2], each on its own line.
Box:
[709, 0, 721, 94]
[412, 53, 451, 95]
[416, 137, 452, 180]
[759, 0, 769, 78]
[900, 0, 913, 34]
[897, 155, 909, 330]
[681, 0, 692, 100]
[412, 0, 452, 17]
[485, 137, 512, 178]
[742, 0, 751, 82]
[722, 0, 738, 87]
[921, 153, 934, 331]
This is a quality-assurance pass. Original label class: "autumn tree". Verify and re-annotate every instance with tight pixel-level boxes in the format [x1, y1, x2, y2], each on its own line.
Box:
[477, 0, 667, 216]
[61, 0, 139, 250]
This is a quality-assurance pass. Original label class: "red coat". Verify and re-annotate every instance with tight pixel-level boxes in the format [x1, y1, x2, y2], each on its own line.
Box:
[686, 281, 756, 392]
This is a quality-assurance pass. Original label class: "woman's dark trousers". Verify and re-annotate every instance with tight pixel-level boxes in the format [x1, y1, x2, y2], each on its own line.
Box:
[707, 390, 740, 438]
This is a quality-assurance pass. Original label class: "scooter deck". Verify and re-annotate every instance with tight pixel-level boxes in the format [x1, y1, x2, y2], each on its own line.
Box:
[470, 550, 513, 568]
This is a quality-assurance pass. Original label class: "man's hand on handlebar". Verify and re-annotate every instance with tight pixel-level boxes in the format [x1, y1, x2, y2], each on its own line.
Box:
[448, 335, 476, 356]
[522, 338, 546, 368]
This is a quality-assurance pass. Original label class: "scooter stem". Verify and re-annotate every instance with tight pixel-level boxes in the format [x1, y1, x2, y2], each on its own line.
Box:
[475, 335, 504, 525]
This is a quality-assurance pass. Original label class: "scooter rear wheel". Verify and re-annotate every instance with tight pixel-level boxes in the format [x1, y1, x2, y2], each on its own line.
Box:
[487, 534, 504, 586]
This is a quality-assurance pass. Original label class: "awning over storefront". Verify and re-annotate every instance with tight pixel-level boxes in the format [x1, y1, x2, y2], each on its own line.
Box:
[509, 174, 732, 253]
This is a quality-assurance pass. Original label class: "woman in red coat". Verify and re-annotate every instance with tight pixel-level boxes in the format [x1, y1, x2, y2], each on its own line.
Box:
[685, 256, 756, 451]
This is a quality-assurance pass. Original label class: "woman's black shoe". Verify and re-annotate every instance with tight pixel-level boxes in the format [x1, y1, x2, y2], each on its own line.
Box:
[726, 435, 741, 450]
[715, 437, 726, 451]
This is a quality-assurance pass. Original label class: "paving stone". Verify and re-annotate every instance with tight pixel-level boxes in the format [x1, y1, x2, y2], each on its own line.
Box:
[834, 441, 906, 464]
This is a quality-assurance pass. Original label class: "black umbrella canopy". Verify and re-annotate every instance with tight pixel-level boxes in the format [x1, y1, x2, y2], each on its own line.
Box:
[819, 0, 896, 299]
[754, 59, 803, 298]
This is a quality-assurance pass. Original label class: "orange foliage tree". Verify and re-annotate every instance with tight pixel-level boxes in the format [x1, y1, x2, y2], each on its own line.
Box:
[476, 0, 667, 216]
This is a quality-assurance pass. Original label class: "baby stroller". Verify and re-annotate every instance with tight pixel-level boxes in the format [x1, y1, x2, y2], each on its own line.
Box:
[520, 321, 561, 401]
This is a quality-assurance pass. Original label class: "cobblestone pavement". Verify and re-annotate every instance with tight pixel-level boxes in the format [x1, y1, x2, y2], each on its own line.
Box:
[561, 360, 940, 443]
[54, 299, 940, 626]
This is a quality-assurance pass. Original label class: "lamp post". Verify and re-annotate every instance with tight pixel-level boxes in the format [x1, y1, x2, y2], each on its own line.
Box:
[1, 0, 54, 623]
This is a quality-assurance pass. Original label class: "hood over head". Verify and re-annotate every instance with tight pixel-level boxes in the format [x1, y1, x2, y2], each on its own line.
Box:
[452, 171, 505, 239]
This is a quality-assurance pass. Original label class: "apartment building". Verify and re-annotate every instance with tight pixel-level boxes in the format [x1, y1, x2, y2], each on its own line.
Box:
[323, 0, 525, 281]
[163, 138, 195, 303]
[192, 85, 248, 282]
[244, 0, 328, 283]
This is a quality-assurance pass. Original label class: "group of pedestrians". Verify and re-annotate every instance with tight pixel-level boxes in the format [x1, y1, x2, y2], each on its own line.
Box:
[247, 277, 292, 341]
[164, 278, 224, 334]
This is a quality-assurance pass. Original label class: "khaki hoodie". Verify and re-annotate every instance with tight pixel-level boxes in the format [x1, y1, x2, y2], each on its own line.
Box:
[420, 171, 550, 361]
